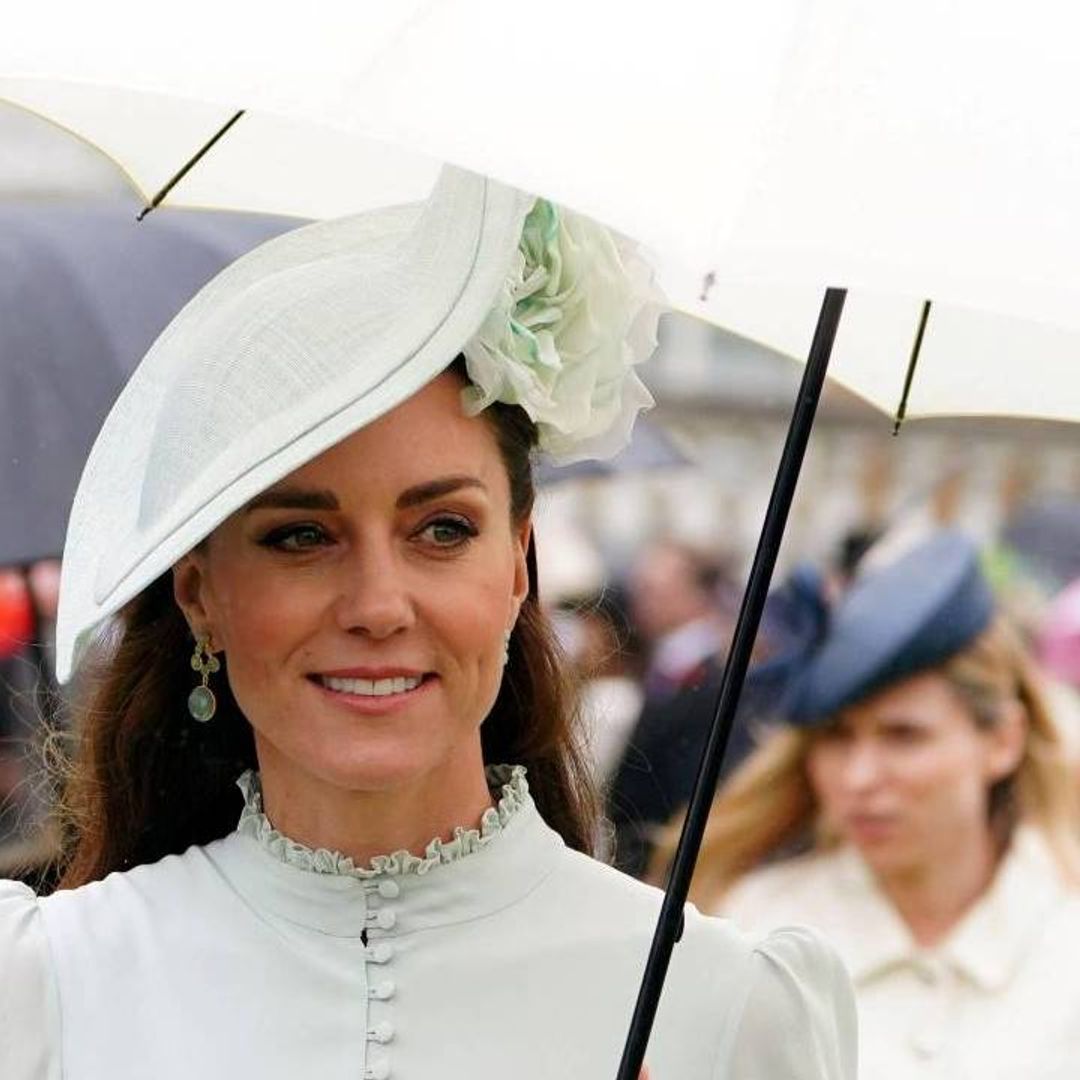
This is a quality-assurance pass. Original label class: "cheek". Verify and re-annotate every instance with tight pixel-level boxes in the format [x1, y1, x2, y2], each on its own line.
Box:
[209, 565, 328, 687]
[428, 563, 513, 678]
[931, 743, 993, 808]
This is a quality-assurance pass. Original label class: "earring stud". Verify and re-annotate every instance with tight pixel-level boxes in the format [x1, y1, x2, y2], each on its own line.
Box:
[188, 633, 220, 722]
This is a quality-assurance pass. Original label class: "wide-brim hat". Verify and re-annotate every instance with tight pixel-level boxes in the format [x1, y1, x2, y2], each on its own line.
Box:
[55, 168, 534, 683]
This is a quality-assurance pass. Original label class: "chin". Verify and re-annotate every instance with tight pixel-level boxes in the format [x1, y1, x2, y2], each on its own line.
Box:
[852, 836, 920, 878]
[305, 738, 448, 794]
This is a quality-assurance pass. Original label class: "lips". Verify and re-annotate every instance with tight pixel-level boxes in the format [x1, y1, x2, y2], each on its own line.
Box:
[844, 813, 899, 842]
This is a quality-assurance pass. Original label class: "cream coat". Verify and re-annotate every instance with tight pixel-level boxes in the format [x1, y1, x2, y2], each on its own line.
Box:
[1, 770, 856, 1079]
[722, 828, 1080, 1080]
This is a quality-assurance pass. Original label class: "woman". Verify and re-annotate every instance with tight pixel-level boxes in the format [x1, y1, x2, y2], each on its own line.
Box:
[670, 531, 1080, 1079]
[0, 168, 855, 1079]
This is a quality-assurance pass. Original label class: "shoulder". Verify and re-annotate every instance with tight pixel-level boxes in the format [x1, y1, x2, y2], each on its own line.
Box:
[720, 848, 853, 931]
[36, 840, 229, 957]
[541, 851, 857, 1078]
[0, 880, 60, 1078]
[731, 924, 858, 1079]
[0, 878, 47, 973]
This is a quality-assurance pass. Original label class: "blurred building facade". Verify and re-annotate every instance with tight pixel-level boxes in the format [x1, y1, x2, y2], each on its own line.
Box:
[537, 312, 1080, 583]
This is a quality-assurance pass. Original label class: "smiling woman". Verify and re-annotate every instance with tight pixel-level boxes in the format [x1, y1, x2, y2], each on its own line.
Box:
[0, 168, 855, 1080]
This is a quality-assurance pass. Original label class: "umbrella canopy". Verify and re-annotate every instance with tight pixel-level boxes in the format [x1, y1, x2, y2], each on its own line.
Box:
[3, 2, 1080, 424]
[0, 200, 297, 565]
[3, 6, 1079, 1075]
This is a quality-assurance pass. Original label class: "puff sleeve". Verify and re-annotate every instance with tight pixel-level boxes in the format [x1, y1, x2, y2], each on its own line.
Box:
[0, 881, 60, 1080]
[725, 926, 857, 1080]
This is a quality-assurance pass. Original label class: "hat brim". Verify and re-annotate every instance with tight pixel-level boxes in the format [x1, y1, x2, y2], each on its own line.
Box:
[55, 169, 532, 682]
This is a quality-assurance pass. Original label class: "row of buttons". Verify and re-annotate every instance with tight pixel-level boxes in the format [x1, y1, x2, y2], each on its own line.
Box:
[363, 881, 399, 1079]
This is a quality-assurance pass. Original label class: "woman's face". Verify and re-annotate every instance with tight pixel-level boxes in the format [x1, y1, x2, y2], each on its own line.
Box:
[805, 671, 1024, 878]
[173, 372, 530, 795]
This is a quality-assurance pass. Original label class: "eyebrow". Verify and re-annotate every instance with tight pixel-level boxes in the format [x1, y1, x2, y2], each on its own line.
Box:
[243, 476, 486, 514]
[396, 475, 487, 509]
[244, 487, 339, 513]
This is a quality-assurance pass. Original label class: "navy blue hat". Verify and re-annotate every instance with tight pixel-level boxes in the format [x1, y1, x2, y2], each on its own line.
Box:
[785, 531, 995, 725]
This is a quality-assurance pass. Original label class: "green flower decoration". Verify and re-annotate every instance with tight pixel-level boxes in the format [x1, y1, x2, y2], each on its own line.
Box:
[462, 198, 661, 463]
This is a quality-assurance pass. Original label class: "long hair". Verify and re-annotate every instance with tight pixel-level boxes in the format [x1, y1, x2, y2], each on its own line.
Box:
[55, 369, 596, 889]
[651, 616, 1080, 908]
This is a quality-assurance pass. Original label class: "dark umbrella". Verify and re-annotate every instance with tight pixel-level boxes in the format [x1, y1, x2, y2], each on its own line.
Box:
[534, 416, 693, 486]
[0, 201, 299, 566]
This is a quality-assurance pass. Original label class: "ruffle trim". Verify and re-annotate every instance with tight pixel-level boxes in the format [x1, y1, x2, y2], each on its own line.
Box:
[236, 764, 529, 879]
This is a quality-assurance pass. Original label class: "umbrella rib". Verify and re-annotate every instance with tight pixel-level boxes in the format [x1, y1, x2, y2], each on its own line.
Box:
[893, 299, 933, 435]
[136, 110, 246, 221]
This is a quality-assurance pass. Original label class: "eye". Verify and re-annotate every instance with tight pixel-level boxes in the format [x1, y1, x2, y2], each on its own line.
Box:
[416, 515, 478, 548]
[881, 722, 928, 744]
[258, 522, 332, 552]
[816, 721, 853, 744]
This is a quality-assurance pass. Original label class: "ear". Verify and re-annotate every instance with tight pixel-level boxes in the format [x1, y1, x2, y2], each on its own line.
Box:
[510, 517, 533, 623]
[172, 550, 217, 645]
[983, 699, 1028, 784]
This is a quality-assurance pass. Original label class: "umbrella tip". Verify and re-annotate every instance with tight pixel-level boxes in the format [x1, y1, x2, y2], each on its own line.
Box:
[135, 205, 152, 223]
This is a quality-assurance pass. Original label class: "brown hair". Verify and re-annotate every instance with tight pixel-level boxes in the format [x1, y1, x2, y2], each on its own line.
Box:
[651, 616, 1080, 907]
[54, 364, 596, 888]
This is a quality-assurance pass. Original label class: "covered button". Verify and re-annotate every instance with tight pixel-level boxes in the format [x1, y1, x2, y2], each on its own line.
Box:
[369, 943, 394, 964]
[373, 909, 396, 931]
[365, 1059, 391, 1080]
[369, 980, 396, 1001]
[368, 1020, 395, 1044]
[377, 880, 401, 899]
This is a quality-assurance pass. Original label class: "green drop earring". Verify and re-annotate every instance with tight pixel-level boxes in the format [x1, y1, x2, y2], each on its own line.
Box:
[188, 634, 220, 722]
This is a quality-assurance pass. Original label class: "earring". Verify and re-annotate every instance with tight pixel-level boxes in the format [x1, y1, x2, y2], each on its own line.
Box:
[188, 633, 220, 722]
[503, 627, 512, 667]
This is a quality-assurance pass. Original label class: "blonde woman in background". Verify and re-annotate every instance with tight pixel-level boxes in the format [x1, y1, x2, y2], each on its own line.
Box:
[656, 532, 1080, 1080]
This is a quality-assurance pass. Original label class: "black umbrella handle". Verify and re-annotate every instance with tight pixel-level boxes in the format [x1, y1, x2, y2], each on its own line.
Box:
[614, 286, 847, 1080]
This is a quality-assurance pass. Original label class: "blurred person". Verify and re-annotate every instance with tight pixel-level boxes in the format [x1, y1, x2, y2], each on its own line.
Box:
[0, 569, 35, 842]
[607, 540, 731, 876]
[608, 561, 826, 877]
[0, 173, 855, 1079]
[629, 539, 731, 701]
[534, 518, 644, 788]
[0, 560, 65, 857]
[565, 587, 645, 788]
[656, 531, 1080, 1079]
[1039, 578, 1080, 690]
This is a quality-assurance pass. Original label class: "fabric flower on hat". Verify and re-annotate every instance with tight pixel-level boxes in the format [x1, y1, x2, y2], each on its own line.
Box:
[461, 198, 661, 463]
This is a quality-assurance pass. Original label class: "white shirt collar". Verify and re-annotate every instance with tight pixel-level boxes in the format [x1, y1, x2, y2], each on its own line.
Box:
[828, 827, 1070, 991]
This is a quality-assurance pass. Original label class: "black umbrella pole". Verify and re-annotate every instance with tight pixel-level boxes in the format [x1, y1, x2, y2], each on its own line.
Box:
[614, 286, 847, 1080]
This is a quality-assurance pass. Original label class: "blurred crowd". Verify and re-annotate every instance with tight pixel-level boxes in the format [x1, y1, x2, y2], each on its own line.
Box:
[542, 504, 1080, 1076]
[5, 500, 1080, 1075]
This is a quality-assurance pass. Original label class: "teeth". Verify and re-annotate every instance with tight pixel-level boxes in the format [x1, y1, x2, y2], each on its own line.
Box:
[321, 675, 422, 696]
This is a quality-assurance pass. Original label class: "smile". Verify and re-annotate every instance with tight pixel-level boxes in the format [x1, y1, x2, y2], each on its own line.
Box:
[316, 674, 425, 697]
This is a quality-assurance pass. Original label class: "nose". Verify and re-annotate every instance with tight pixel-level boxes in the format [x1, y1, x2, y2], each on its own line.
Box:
[838, 738, 885, 794]
[331, 539, 416, 641]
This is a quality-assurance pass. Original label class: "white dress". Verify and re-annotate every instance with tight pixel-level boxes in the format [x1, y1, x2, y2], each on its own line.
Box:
[0, 767, 856, 1079]
[722, 828, 1080, 1080]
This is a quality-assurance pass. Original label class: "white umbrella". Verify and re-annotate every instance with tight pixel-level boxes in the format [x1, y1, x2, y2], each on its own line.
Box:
[3, 3, 1079, 1073]
[3, 0, 1080, 422]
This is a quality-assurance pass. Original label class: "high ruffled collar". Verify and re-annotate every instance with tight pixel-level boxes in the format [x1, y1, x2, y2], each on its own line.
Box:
[235, 764, 530, 880]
